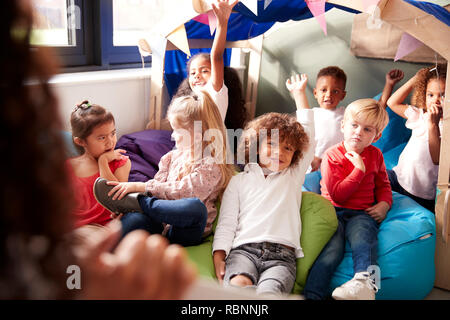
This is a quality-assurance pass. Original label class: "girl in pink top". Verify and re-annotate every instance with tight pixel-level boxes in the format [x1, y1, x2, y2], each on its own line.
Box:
[66, 101, 131, 228]
[98, 92, 235, 246]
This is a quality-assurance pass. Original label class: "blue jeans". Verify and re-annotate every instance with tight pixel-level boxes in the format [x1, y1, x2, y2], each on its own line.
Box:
[303, 207, 379, 300]
[387, 169, 435, 213]
[120, 196, 207, 247]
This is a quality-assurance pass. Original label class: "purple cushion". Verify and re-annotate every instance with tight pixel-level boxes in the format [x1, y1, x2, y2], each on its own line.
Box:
[116, 129, 175, 182]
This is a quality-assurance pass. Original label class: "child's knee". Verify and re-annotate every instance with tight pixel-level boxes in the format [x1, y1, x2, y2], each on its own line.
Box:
[185, 198, 207, 219]
[229, 274, 254, 287]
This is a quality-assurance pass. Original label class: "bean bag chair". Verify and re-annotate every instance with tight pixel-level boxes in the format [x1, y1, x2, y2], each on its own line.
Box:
[302, 170, 436, 299]
[116, 130, 175, 182]
[185, 192, 338, 295]
[329, 192, 435, 300]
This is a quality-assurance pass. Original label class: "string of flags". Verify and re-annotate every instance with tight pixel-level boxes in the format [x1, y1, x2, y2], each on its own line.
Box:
[142, 0, 430, 62]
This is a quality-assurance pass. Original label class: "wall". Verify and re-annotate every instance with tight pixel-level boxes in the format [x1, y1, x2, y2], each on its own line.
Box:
[51, 68, 151, 139]
[255, 1, 448, 116]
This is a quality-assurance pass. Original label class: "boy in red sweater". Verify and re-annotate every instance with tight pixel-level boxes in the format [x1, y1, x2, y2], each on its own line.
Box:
[304, 98, 392, 300]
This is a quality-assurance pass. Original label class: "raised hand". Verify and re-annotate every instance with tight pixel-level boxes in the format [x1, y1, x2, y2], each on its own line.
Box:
[212, 0, 238, 25]
[286, 73, 308, 93]
[385, 69, 404, 86]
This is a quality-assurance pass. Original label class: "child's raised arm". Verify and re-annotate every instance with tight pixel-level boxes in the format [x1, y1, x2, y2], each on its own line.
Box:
[286, 73, 311, 110]
[379, 69, 404, 109]
[210, 0, 237, 92]
[387, 70, 421, 119]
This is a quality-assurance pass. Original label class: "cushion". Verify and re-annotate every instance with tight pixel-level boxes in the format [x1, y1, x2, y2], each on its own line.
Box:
[185, 191, 338, 295]
[62, 130, 80, 158]
[329, 192, 436, 300]
[383, 142, 407, 170]
[116, 129, 175, 182]
[372, 93, 411, 154]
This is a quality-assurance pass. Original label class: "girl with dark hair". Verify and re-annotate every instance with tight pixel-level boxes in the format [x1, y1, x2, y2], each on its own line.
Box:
[173, 0, 247, 132]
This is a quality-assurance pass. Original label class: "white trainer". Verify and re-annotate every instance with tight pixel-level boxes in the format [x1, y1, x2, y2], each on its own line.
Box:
[331, 272, 378, 300]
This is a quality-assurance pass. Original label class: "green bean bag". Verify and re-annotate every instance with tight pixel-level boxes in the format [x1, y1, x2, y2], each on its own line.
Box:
[185, 191, 337, 294]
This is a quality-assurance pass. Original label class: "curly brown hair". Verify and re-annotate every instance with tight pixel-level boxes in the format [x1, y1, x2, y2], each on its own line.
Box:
[411, 64, 447, 110]
[0, 1, 75, 298]
[238, 112, 310, 167]
[317, 66, 347, 89]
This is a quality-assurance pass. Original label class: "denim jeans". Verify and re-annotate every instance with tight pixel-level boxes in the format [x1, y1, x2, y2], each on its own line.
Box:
[386, 169, 435, 213]
[120, 196, 207, 247]
[303, 207, 379, 300]
[224, 242, 297, 295]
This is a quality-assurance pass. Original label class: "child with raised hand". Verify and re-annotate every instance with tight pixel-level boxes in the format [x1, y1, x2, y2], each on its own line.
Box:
[386, 64, 446, 213]
[303, 99, 392, 300]
[286, 67, 403, 172]
[93, 92, 235, 246]
[174, 0, 247, 131]
[212, 107, 314, 295]
[67, 101, 131, 229]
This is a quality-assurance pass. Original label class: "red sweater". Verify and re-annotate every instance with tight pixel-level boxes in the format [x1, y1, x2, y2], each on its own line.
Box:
[320, 142, 392, 210]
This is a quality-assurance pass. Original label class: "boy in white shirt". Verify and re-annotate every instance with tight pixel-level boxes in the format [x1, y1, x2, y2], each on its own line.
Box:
[286, 66, 404, 172]
[212, 108, 314, 295]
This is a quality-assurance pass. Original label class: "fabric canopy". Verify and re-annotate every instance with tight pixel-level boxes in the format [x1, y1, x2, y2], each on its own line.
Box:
[165, 0, 449, 97]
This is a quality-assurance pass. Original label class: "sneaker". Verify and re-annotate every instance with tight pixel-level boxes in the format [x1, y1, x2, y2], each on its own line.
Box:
[331, 272, 378, 300]
[93, 177, 143, 215]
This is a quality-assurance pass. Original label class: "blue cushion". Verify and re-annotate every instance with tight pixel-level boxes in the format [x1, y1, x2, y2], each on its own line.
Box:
[62, 130, 80, 158]
[383, 142, 407, 171]
[372, 93, 411, 154]
[329, 192, 436, 300]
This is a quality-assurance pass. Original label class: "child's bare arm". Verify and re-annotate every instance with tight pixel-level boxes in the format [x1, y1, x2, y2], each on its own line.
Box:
[98, 149, 129, 181]
[379, 69, 404, 109]
[210, 0, 237, 92]
[428, 105, 442, 165]
[286, 73, 311, 109]
[387, 71, 422, 119]
[114, 158, 131, 182]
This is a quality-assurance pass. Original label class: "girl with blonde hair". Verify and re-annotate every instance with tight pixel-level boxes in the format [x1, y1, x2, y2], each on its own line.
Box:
[94, 91, 235, 246]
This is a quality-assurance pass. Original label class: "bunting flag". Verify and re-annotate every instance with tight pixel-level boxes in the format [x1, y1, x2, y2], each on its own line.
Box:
[208, 10, 218, 35]
[305, 0, 327, 35]
[394, 32, 424, 61]
[167, 25, 191, 57]
[193, 13, 210, 25]
[240, 0, 258, 16]
[264, 0, 273, 10]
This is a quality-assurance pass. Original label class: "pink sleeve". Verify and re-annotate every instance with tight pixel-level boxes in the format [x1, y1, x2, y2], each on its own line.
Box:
[147, 158, 222, 201]
[152, 152, 172, 182]
[321, 150, 365, 204]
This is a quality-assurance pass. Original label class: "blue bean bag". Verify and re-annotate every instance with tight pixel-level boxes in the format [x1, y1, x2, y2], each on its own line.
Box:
[329, 192, 435, 300]
[303, 170, 436, 299]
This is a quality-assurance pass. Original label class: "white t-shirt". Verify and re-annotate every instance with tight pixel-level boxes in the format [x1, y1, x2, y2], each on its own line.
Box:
[212, 109, 315, 258]
[195, 81, 228, 123]
[313, 107, 345, 158]
[393, 106, 443, 200]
